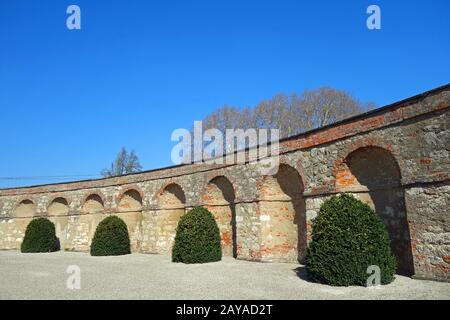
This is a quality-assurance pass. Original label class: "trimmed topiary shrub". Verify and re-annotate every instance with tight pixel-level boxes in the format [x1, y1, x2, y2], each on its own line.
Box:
[21, 218, 59, 253]
[305, 193, 396, 286]
[172, 206, 222, 264]
[90, 216, 131, 256]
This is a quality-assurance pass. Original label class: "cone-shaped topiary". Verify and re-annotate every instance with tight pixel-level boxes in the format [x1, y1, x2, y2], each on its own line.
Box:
[305, 193, 396, 286]
[21, 217, 59, 253]
[172, 206, 222, 264]
[90, 216, 131, 256]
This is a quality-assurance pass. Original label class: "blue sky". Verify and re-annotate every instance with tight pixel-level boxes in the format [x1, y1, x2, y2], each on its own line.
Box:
[0, 0, 449, 188]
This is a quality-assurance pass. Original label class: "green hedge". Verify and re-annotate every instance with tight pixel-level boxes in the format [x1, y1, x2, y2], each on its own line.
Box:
[90, 216, 131, 256]
[305, 194, 396, 286]
[172, 206, 222, 264]
[21, 218, 59, 253]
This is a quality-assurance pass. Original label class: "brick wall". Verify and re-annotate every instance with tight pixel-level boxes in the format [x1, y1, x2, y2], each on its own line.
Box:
[0, 84, 449, 282]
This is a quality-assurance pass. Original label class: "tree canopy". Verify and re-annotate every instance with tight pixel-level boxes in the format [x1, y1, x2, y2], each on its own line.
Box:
[199, 87, 375, 139]
[101, 147, 142, 177]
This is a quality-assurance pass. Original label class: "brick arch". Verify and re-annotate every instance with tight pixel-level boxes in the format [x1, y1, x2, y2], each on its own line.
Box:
[47, 197, 70, 216]
[116, 187, 144, 253]
[257, 163, 307, 263]
[331, 137, 403, 188]
[257, 163, 305, 200]
[81, 191, 106, 207]
[207, 170, 246, 203]
[205, 171, 236, 187]
[116, 185, 145, 203]
[46, 197, 70, 250]
[203, 175, 236, 204]
[81, 193, 105, 214]
[157, 182, 186, 210]
[255, 159, 307, 199]
[153, 182, 186, 254]
[202, 175, 237, 258]
[12, 199, 37, 218]
[46, 195, 71, 206]
[78, 192, 106, 251]
[117, 188, 143, 212]
[283, 157, 308, 190]
[334, 144, 414, 276]
[335, 146, 402, 192]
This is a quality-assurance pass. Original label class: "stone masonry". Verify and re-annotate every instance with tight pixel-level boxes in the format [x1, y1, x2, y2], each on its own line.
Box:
[0, 84, 449, 282]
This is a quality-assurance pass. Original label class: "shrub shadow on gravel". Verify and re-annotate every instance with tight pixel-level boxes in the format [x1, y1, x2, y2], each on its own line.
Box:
[293, 266, 312, 282]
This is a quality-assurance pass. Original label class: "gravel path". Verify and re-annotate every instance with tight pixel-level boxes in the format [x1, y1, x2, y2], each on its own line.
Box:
[0, 251, 449, 300]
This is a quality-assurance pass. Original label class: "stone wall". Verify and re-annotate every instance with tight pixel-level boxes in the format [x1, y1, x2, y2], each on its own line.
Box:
[0, 84, 449, 282]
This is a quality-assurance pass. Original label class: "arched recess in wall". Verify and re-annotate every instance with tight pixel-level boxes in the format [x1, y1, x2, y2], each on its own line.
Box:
[258, 164, 306, 263]
[12, 199, 36, 218]
[11, 200, 37, 249]
[82, 194, 105, 244]
[117, 189, 143, 252]
[47, 197, 70, 251]
[48, 197, 69, 216]
[203, 176, 237, 258]
[156, 183, 186, 253]
[83, 194, 104, 213]
[335, 146, 414, 276]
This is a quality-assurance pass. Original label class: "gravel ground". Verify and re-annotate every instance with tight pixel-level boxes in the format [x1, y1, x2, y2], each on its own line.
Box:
[0, 251, 449, 300]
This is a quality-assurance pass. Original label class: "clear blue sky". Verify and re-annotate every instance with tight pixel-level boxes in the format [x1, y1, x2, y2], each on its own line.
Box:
[0, 0, 449, 188]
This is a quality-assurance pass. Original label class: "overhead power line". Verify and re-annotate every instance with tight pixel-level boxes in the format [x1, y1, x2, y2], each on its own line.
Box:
[0, 175, 101, 181]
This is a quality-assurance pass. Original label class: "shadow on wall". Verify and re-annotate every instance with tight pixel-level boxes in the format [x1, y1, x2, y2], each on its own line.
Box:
[204, 176, 237, 258]
[55, 237, 61, 251]
[276, 165, 307, 263]
[117, 189, 143, 253]
[157, 183, 186, 253]
[259, 164, 306, 263]
[341, 147, 414, 276]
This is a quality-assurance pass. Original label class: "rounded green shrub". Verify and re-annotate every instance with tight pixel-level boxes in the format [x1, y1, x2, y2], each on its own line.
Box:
[90, 216, 131, 256]
[305, 193, 396, 286]
[21, 218, 59, 253]
[172, 206, 222, 264]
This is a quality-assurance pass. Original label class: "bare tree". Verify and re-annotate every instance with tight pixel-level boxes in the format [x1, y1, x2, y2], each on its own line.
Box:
[101, 147, 143, 177]
[298, 87, 372, 130]
[202, 105, 254, 133]
[199, 87, 375, 139]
